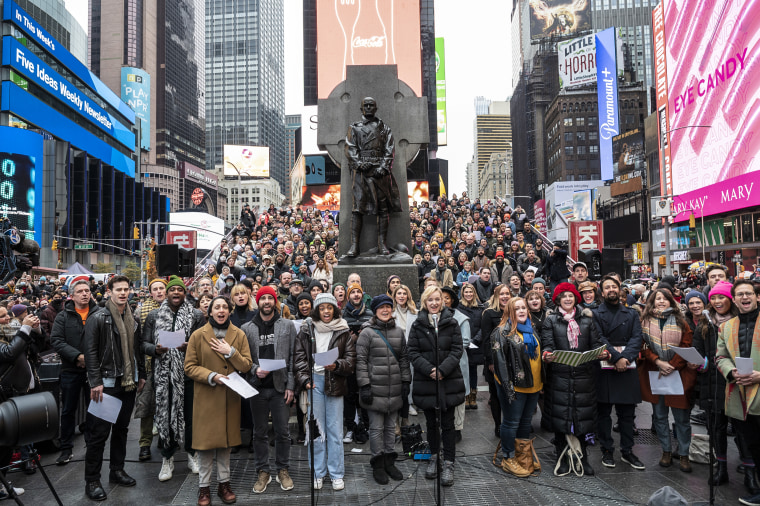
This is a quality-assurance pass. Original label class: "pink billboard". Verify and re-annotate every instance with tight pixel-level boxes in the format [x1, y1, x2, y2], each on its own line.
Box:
[533, 199, 547, 235]
[656, 0, 759, 197]
[672, 169, 758, 222]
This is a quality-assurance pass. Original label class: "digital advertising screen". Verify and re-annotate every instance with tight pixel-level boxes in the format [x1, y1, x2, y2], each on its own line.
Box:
[435, 37, 447, 146]
[121, 67, 151, 150]
[0, 126, 43, 242]
[169, 212, 225, 250]
[223, 145, 270, 177]
[290, 154, 306, 205]
[654, 0, 759, 198]
[316, 0, 422, 99]
[528, 0, 591, 40]
[301, 184, 341, 210]
[612, 128, 645, 180]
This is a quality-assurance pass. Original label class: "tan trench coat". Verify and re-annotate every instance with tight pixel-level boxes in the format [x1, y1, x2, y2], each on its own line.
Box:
[184, 323, 252, 451]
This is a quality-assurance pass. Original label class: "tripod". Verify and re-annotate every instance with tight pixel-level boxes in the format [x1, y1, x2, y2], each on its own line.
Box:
[0, 450, 63, 506]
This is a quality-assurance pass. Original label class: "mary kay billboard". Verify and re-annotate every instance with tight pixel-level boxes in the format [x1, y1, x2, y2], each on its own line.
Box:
[316, 0, 422, 99]
[653, 0, 758, 199]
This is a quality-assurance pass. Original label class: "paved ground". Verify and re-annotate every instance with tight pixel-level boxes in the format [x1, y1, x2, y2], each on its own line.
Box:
[7, 382, 745, 505]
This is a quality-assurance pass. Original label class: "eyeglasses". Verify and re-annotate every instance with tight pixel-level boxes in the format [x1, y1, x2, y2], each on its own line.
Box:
[735, 292, 756, 298]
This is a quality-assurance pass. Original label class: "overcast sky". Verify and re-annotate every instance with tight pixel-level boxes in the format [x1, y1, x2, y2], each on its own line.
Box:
[68, 1, 512, 195]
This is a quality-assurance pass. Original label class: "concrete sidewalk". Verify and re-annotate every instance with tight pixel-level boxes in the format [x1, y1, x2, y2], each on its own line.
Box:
[7, 385, 743, 505]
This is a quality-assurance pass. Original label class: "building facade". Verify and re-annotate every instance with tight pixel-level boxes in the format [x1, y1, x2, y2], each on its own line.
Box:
[480, 150, 513, 202]
[223, 178, 283, 226]
[475, 102, 511, 198]
[206, 0, 287, 195]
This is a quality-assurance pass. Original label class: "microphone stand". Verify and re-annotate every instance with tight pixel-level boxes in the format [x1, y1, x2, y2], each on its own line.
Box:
[706, 315, 717, 506]
[305, 318, 316, 506]
[432, 313, 441, 506]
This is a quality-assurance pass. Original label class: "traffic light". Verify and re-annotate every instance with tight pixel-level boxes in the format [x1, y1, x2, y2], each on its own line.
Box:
[51, 239, 58, 250]
[133, 226, 140, 239]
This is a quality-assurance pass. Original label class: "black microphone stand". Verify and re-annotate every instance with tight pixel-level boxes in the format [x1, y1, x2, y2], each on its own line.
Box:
[305, 319, 316, 506]
[706, 316, 717, 506]
[432, 313, 441, 506]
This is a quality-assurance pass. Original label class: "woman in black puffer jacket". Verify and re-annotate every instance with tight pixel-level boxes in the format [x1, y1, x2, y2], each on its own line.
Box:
[541, 283, 606, 476]
[408, 286, 465, 487]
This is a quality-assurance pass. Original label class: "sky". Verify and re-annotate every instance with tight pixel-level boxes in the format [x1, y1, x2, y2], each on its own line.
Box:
[68, 1, 512, 196]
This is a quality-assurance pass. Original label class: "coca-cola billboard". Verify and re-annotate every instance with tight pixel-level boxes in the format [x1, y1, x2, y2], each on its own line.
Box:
[316, 0, 422, 99]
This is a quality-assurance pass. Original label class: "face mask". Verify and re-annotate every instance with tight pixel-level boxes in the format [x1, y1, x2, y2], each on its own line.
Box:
[226, 281, 234, 287]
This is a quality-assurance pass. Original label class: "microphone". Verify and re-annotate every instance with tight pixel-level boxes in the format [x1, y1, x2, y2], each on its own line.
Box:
[702, 309, 714, 326]
[432, 313, 439, 332]
[305, 316, 313, 326]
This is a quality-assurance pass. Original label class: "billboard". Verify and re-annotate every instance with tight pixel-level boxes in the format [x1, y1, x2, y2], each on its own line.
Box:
[0, 126, 43, 242]
[408, 181, 429, 204]
[169, 212, 225, 250]
[570, 220, 604, 258]
[653, 0, 760, 197]
[316, 0, 422, 99]
[533, 199, 548, 234]
[596, 27, 620, 181]
[612, 128, 645, 180]
[528, 0, 591, 40]
[672, 170, 760, 223]
[223, 145, 270, 177]
[435, 37, 447, 146]
[558, 30, 624, 90]
[301, 181, 428, 210]
[305, 155, 326, 185]
[572, 190, 595, 221]
[544, 180, 603, 241]
[121, 67, 151, 151]
[290, 154, 306, 205]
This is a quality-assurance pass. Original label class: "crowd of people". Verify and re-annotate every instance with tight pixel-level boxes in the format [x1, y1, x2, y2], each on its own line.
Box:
[1, 196, 760, 505]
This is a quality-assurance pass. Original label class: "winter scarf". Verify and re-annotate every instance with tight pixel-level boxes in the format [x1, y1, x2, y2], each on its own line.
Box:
[558, 307, 581, 350]
[106, 298, 136, 391]
[516, 319, 538, 359]
[153, 300, 196, 446]
[313, 317, 349, 334]
[642, 308, 682, 361]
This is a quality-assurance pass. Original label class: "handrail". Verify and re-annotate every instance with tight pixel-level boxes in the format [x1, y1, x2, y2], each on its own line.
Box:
[527, 224, 577, 271]
[188, 228, 237, 287]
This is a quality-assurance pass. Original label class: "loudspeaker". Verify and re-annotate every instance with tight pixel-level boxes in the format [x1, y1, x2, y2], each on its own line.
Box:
[157, 244, 179, 276]
[178, 247, 196, 278]
[578, 249, 602, 281]
[602, 248, 625, 277]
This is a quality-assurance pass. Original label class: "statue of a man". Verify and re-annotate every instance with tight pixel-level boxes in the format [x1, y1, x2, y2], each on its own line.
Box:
[344, 97, 402, 257]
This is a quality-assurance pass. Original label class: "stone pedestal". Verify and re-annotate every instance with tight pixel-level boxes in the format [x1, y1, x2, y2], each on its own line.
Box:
[333, 263, 419, 302]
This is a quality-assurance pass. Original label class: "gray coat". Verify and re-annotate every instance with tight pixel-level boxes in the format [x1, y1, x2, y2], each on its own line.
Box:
[356, 317, 411, 414]
[241, 315, 297, 393]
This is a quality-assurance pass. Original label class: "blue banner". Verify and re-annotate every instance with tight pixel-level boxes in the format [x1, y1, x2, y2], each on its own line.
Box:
[121, 67, 150, 151]
[1, 82, 135, 177]
[3, 37, 135, 150]
[3, 0, 135, 124]
[595, 27, 619, 181]
[305, 155, 326, 185]
[0, 126, 43, 242]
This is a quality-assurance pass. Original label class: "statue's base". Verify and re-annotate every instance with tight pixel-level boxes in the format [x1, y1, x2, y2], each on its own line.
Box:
[333, 263, 419, 302]
[338, 246, 412, 265]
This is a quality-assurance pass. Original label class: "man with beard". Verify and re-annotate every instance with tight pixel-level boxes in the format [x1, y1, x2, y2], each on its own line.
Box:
[472, 246, 489, 272]
[431, 256, 454, 289]
[242, 286, 297, 493]
[194, 276, 215, 300]
[278, 271, 292, 300]
[51, 278, 100, 466]
[141, 276, 205, 482]
[474, 267, 495, 303]
[342, 283, 372, 444]
[518, 249, 543, 278]
[546, 243, 571, 292]
[84, 275, 145, 501]
[716, 279, 760, 506]
[490, 251, 514, 285]
[464, 233, 478, 260]
[593, 275, 645, 471]
[284, 278, 304, 315]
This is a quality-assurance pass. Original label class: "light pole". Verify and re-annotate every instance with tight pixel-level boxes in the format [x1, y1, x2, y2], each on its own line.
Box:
[226, 161, 243, 222]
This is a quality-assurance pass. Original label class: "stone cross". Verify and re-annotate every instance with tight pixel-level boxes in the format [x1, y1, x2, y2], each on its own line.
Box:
[317, 65, 429, 259]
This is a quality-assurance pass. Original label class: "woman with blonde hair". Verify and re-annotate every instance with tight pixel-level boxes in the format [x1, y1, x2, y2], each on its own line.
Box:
[229, 284, 256, 328]
[457, 283, 484, 410]
[393, 284, 419, 415]
[481, 284, 511, 437]
[311, 258, 333, 287]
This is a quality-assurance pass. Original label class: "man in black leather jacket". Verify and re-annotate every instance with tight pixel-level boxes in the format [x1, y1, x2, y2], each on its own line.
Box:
[83, 275, 145, 501]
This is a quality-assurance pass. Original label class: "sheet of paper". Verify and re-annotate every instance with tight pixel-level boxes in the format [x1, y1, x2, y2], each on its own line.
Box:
[672, 346, 705, 365]
[292, 320, 303, 333]
[158, 330, 186, 349]
[258, 359, 286, 371]
[314, 347, 340, 367]
[600, 346, 636, 370]
[468, 342, 479, 349]
[735, 357, 754, 376]
[551, 345, 607, 367]
[218, 372, 259, 399]
[87, 392, 122, 424]
[649, 371, 684, 395]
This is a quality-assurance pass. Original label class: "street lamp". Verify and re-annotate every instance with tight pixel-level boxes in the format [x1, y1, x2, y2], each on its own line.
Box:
[226, 161, 243, 222]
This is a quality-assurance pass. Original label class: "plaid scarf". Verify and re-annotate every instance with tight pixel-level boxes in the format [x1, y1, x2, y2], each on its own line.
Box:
[642, 308, 682, 361]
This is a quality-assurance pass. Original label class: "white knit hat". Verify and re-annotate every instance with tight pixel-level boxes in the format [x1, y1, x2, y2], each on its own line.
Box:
[313, 292, 339, 313]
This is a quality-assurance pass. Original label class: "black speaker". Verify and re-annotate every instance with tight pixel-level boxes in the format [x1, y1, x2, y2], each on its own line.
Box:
[157, 244, 179, 276]
[602, 248, 625, 277]
[178, 247, 196, 278]
[578, 249, 602, 280]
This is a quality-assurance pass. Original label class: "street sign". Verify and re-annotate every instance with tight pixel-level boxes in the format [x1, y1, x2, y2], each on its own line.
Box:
[166, 230, 197, 249]
[74, 243, 94, 250]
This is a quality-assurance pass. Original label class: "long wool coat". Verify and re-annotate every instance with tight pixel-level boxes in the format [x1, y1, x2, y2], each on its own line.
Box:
[716, 315, 760, 420]
[184, 322, 252, 451]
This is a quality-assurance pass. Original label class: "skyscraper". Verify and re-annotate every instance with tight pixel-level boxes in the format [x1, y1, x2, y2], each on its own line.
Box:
[205, 0, 287, 195]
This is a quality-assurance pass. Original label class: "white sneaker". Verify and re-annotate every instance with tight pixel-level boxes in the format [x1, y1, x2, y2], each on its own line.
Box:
[408, 405, 418, 416]
[313, 477, 323, 490]
[187, 453, 199, 474]
[158, 457, 174, 481]
[0, 484, 24, 499]
[332, 478, 345, 491]
[342, 430, 354, 443]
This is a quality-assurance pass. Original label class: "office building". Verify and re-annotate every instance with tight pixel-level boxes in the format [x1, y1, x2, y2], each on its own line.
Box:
[475, 101, 511, 198]
[224, 178, 284, 226]
[480, 150, 513, 202]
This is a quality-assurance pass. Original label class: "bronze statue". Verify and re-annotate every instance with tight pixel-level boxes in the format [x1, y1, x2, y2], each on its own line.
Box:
[344, 97, 402, 257]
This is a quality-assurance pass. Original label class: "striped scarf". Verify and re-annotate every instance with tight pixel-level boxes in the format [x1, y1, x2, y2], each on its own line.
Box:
[558, 307, 580, 350]
[642, 308, 682, 361]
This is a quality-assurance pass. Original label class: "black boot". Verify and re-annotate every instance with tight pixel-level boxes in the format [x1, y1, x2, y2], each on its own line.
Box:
[580, 445, 595, 476]
[746, 467, 760, 495]
[384, 452, 404, 481]
[377, 213, 390, 255]
[371, 454, 389, 485]
[711, 460, 729, 485]
[346, 213, 363, 257]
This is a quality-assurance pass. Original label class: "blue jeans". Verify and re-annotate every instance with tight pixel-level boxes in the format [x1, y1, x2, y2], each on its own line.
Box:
[651, 397, 691, 456]
[307, 373, 344, 480]
[496, 386, 539, 458]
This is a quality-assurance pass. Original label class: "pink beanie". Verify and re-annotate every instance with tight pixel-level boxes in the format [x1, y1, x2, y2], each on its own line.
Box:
[709, 281, 733, 301]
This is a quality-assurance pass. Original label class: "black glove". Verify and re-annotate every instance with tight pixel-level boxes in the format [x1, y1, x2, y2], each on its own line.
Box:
[402, 382, 410, 401]
[360, 385, 373, 405]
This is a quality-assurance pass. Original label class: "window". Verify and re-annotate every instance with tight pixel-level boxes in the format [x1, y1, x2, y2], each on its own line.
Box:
[589, 131, 598, 140]
[577, 146, 587, 154]
[564, 132, 573, 142]
[589, 145, 599, 153]
[626, 114, 635, 124]
[576, 132, 586, 141]
[576, 117, 585, 126]
[588, 116, 597, 126]
[564, 146, 574, 155]
[564, 118, 573, 127]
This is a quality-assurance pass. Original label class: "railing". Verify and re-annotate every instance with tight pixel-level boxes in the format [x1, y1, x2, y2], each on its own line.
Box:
[188, 228, 237, 287]
[526, 223, 577, 271]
